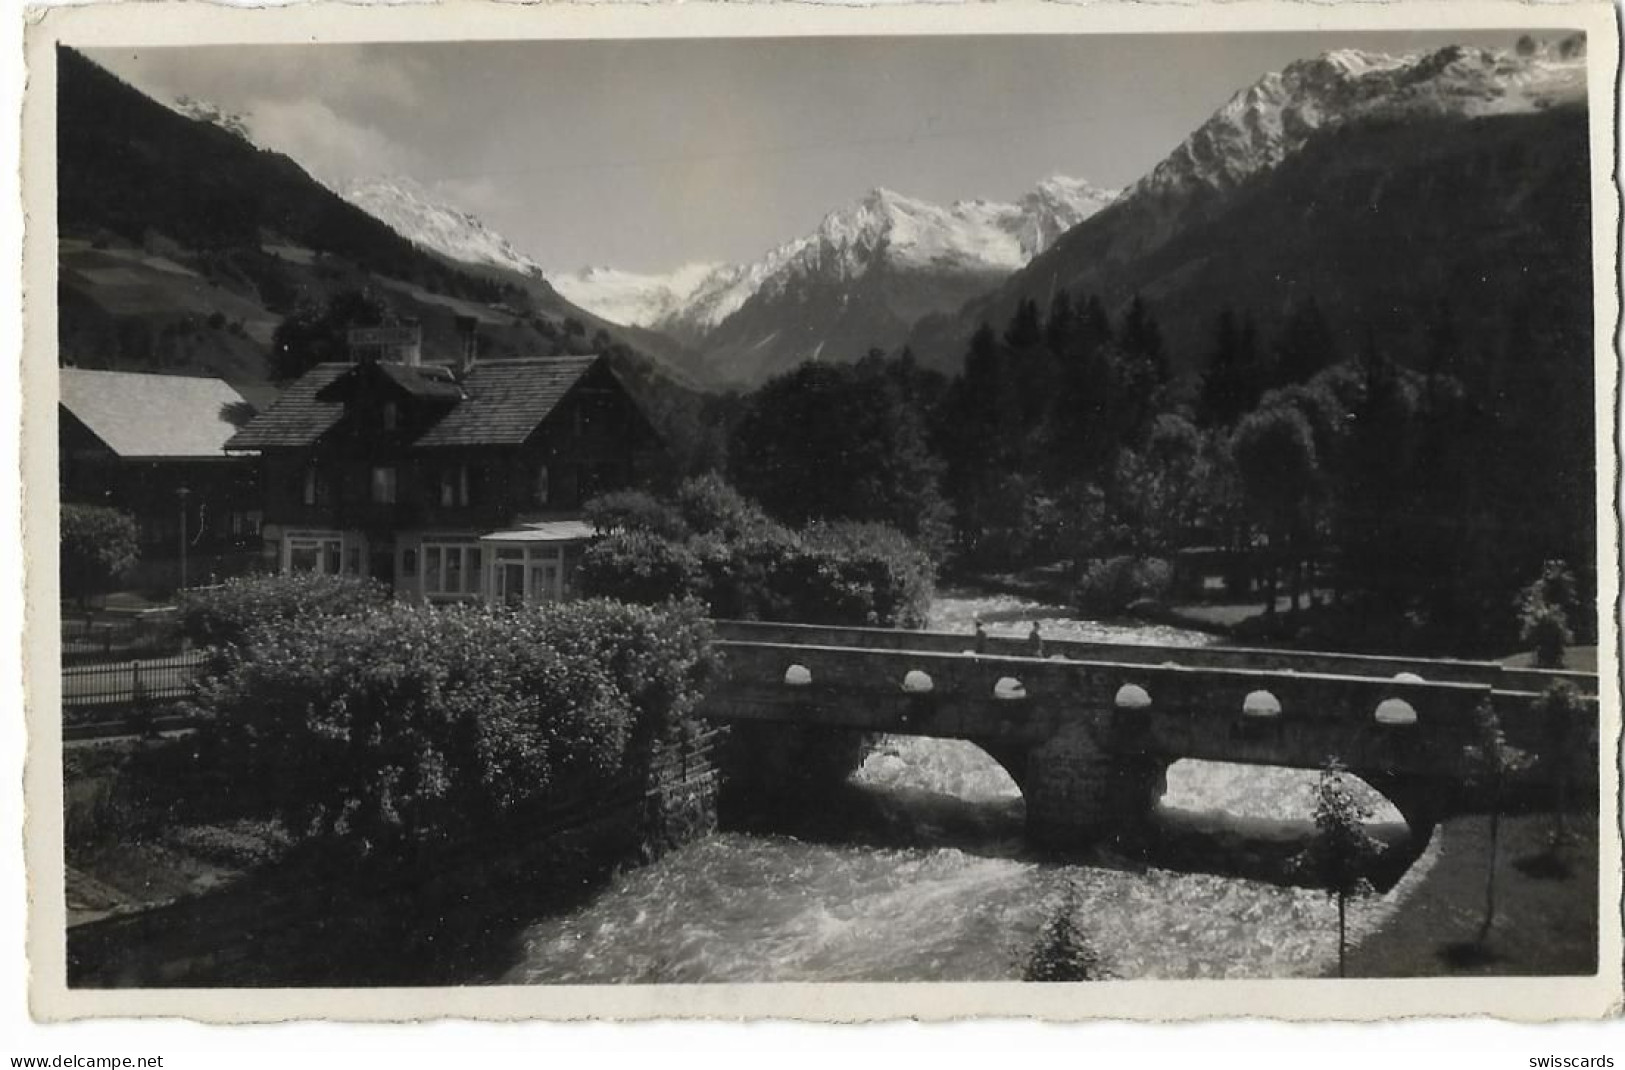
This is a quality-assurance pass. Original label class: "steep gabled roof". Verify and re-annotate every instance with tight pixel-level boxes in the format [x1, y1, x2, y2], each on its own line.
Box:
[223, 363, 350, 451]
[413, 356, 600, 448]
[60, 368, 256, 459]
[225, 355, 605, 451]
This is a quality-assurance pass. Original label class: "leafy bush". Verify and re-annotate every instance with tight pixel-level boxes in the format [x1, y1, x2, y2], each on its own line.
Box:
[177, 571, 389, 649]
[579, 481, 934, 628]
[576, 529, 704, 608]
[1075, 555, 1172, 617]
[674, 472, 775, 540]
[796, 522, 935, 628]
[186, 599, 715, 860]
[60, 503, 138, 605]
[585, 489, 690, 541]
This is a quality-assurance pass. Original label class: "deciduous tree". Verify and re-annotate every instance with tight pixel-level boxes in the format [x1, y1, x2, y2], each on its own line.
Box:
[1462, 702, 1533, 943]
[268, 288, 389, 382]
[60, 503, 138, 609]
[1298, 759, 1386, 977]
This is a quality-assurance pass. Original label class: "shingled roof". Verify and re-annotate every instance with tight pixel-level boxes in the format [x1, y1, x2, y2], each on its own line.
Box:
[223, 364, 350, 451]
[61, 368, 256, 459]
[225, 355, 603, 451]
[414, 357, 598, 448]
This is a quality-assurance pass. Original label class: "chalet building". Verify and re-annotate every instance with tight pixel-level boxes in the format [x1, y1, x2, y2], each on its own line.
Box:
[59, 368, 262, 590]
[225, 347, 665, 605]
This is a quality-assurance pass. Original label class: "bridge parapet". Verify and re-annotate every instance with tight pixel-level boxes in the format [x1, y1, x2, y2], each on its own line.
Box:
[708, 641, 1513, 776]
[705, 640, 1595, 788]
[709, 620, 1599, 697]
[699, 632, 1600, 851]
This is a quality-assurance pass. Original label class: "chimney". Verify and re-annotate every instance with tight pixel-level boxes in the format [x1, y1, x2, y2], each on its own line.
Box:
[454, 315, 479, 379]
[400, 318, 422, 366]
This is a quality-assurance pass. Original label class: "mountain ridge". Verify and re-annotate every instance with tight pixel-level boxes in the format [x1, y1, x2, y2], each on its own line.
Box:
[55, 48, 712, 440]
[907, 40, 1588, 374]
[558, 175, 1120, 384]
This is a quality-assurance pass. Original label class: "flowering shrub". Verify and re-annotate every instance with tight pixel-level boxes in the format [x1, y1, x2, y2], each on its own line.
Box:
[177, 571, 389, 649]
[580, 480, 934, 628]
[186, 599, 715, 859]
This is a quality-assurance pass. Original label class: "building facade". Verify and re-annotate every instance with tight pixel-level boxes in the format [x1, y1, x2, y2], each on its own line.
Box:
[59, 368, 262, 590]
[226, 352, 665, 605]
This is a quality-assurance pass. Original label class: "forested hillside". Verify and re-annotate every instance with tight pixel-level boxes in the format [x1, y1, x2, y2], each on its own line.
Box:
[55, 48, 716, 459]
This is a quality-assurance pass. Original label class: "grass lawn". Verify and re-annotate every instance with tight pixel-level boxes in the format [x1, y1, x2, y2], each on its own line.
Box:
[1501, 646, 1598, 673]
[1345, 812, 1598, 977]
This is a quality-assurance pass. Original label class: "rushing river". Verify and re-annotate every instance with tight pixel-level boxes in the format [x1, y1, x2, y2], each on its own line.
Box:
[502, 590, 1430, 984]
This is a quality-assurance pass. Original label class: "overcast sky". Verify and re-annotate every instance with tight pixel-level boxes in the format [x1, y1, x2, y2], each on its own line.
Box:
[90, 30, 1542, 275]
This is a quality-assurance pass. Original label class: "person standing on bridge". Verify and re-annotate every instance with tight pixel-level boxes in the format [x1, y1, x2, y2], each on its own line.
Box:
[1027, 621, 1044, 658]
[973, 617, 988, 654]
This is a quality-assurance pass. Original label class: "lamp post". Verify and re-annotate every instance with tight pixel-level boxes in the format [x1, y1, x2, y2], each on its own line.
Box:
[176, 486, 190, 592]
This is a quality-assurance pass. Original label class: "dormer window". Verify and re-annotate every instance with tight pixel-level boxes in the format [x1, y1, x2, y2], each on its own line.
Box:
[383, 401, 399, 431]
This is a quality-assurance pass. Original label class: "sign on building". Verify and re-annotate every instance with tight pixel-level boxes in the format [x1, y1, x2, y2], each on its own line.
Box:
[347, 325, 422, 365]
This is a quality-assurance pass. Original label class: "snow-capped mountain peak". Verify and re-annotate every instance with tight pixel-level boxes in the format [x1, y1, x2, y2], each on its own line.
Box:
[613, 175, 1114, 341]
[1136, 42, 1586, 204]
[171, 95, 254, 142]
[550, 262, 723, 330]
[336, 176, 546, 279]
[551, 175, 1120, 342]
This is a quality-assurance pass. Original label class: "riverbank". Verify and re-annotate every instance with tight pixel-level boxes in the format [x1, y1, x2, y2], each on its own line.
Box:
[1345, 812, 1599, 977]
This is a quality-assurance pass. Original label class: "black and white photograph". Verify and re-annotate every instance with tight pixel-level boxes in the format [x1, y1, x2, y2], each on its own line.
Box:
[20, 0, 1620, 1024]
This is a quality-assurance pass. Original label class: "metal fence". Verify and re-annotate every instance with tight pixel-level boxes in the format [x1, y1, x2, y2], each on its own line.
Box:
[61, 611, 187, 663]
[61, 649, 207, 712]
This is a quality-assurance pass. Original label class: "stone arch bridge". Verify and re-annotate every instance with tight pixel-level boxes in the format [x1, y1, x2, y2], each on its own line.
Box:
[697, 620, 1601, 851]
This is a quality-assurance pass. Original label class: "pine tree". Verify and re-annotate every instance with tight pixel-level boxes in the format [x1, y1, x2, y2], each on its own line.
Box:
[1023, 881, 1109, 981]
[1198, 308, 1262, 427]
[1273, 296, 1339, 388]
[1045, 290, 1077, 355]
[1004, 297, 1043, 350]
[1121, 293, 1169, 388]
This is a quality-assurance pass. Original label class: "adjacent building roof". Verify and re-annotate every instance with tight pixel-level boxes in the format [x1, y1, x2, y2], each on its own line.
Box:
[60, 368, 256, 460]
[226, 355, 603, 452]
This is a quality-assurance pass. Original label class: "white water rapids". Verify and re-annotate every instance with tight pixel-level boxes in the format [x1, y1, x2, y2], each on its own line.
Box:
[502, 591, 1433, 983]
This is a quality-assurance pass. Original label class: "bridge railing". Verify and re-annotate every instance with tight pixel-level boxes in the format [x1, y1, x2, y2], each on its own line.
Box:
[704, 639, 1597, 789]
[709, 619, 1598, 697]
